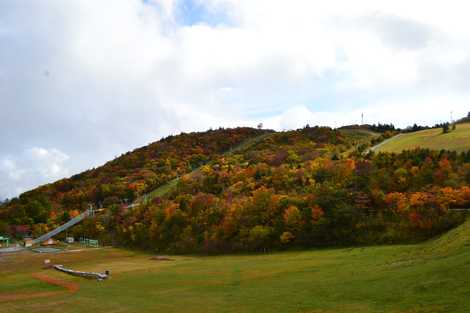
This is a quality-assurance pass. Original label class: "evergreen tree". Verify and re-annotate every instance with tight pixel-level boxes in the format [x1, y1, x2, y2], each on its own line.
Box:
[443, 123, 450, 133]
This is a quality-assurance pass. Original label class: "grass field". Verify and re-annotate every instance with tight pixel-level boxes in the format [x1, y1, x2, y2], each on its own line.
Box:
[3, 220, 470, 313]
[375, 123, 470, 153]
[338, 128, 381, 143]
[338, 127, 381, 156]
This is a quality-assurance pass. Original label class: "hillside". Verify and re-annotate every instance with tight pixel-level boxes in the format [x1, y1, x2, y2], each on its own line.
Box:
[116, 128, 469, 252]
[0, 128, 268, 225]
[338, 127, 381, 143]
[1, 126, 470, 253]
[338, 127, 382, 151]
[375, 123, 470, 153]
[3, 220, 470, 312]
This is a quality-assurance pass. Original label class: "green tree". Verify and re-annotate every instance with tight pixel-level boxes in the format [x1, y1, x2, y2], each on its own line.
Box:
[443, 123, 450, 133]
[248, 225, 273, 250]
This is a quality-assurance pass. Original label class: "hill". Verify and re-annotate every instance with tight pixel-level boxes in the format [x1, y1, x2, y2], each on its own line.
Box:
[0, 127, 268, 224]
[1, 126, 470, 253]
[3, 220, 470, 312]
[337, 127, 381, 145]
[375, 123, 470, 153]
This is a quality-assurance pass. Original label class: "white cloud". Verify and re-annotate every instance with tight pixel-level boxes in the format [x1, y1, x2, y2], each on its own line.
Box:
[0, 147, 70, 199]
[28, 147, 70, 178]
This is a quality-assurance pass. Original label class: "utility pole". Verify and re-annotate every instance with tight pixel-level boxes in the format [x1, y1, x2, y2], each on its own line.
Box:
[361, 113, 364, 125]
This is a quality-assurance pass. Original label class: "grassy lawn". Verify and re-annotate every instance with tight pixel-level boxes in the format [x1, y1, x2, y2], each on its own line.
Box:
[2, 220, 470, 313]
[376, 123, 470, 153]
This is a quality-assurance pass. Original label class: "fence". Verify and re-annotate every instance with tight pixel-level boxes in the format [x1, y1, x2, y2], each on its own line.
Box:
[79, 238, 99, 247]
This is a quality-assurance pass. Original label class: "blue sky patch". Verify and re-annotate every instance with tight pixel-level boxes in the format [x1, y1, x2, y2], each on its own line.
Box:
[177, 0, 232, 26]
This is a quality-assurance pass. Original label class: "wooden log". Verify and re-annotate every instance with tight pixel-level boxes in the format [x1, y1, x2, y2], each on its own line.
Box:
[54, 265, 109, 280]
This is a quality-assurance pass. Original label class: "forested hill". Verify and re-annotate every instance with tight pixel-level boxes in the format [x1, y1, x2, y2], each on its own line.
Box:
[1, 126, 470, 253]
[0, 127, 269, 225]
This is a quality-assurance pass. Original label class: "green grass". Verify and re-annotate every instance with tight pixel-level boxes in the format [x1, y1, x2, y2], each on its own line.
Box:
[339, 128, 381, 143]
[3, 220, 470, 312]
[146, 177, 180, 200]
[338, 128, 381, 156]
[0, 273, 62, 294]
[375, 123, 470, 153]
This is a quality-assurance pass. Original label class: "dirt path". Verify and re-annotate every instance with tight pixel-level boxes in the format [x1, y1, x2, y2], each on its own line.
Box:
[0, 273, 79, 302]
[369, 133, 403, 152]
[31, 273, 80, 293]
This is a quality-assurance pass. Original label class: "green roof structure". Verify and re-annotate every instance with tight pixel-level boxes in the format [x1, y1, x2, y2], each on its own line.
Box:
[0, 235, 10, 247]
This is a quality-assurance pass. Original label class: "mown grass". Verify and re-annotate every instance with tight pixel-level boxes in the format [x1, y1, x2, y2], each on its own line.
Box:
[338, 128, 381, 143]
[376, 123, 470, 153]
[0, 273, 62, 294]
[3, 220, 470, 313]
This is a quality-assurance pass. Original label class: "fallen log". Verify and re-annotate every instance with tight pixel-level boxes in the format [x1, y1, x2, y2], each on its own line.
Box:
[54, 264, 109, 281]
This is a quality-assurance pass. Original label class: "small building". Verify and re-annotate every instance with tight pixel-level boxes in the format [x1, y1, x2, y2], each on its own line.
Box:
[66, 236, 74, 244]
[0, 235, 9, 247]
[24, 237, 33, 247]
[41, 238, 57, 246]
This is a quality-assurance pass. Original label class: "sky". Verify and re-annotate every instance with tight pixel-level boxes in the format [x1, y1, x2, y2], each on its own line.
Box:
[1, 0, 470, 199]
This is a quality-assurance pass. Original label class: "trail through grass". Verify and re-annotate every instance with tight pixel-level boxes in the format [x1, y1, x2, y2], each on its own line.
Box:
[137, 133, 274, 205]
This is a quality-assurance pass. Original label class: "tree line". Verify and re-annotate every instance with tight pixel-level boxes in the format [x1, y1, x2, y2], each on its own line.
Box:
[1, 126, 469, 254]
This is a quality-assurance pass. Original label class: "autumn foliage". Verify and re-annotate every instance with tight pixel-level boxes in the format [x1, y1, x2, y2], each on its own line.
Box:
[1, 126, 470, 252]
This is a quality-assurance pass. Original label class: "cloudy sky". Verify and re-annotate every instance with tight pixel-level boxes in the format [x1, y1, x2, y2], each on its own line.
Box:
[1, 0, 470, 199]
